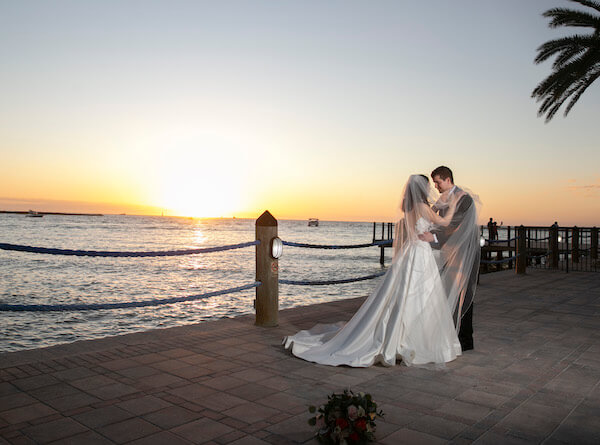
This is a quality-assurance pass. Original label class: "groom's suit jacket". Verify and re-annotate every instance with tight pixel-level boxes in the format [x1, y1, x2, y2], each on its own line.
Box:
[430, 188, 474, 250]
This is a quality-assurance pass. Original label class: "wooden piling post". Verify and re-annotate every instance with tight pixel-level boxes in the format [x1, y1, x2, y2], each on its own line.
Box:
[480, 245, 488, 275]
[591, 227, 598, 261]
[496, 244, 503, 268]
[516, 225, 527, 274]
[572, 226, 579, 264]
[549, 225, 559, 269]
[255, 210, 279, 327]
[508, 226, 513, 269]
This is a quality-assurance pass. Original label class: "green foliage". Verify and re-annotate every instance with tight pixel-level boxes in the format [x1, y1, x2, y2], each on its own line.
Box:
[532, 0, 600, 121]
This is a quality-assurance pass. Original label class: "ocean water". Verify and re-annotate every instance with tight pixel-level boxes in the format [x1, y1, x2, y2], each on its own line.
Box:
[0, 214, 392, 352]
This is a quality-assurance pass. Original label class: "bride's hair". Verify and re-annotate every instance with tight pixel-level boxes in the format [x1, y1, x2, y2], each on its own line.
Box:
[401, 175, 430, 212]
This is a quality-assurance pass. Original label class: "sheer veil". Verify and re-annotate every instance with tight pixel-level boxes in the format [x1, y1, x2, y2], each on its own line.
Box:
[436, 185, 481, 331]
[393, 174, 482, 333]
[393, 175, 437, 257]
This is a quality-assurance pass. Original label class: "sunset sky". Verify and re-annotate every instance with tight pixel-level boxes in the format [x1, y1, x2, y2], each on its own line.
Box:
[1, 0, 598, 225]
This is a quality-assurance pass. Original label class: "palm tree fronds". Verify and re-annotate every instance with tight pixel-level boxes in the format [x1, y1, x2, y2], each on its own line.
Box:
[543, 8, 600, 29]
[533, 35, 596, 66]
[533, 0, 600, 121]
[568, 0, 600, 14]
[564, 67, 600, 115]
[532, 50, 600, 121]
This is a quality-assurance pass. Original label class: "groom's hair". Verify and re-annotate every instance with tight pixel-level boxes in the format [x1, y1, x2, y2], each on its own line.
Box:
[431, 166, 453, 183]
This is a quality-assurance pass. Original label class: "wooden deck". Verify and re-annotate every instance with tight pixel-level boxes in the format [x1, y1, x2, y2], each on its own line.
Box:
[1, 269, 599, 444]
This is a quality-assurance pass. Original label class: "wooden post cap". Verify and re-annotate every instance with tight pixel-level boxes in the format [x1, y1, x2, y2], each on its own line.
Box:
[256, 211, 277, 227]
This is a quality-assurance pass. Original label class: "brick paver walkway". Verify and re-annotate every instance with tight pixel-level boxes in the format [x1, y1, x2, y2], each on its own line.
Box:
[1, 269, 599, 444]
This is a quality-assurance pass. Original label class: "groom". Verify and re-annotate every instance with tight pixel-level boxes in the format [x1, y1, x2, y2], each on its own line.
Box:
[419, 166, 478, 351]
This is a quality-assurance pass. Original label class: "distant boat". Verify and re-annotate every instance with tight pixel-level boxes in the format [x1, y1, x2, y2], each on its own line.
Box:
[308, 218, 319, 227]
[26, 210, 43, 218]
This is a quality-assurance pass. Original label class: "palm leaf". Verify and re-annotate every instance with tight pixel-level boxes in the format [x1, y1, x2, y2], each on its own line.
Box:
[534, 35, 596, 66]
[543, 8, 600, 29]
[568, 0, 600, 14]
[532, 0, 600, 121]
[564, 66, 600, 115]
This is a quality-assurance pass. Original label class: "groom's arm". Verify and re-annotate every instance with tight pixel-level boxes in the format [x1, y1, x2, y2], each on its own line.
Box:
[418, 231, 441, 249]
[425, 195, 473, 249]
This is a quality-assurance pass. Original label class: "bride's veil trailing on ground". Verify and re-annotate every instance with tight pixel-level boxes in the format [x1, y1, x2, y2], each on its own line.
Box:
[435, 186, 482, 332]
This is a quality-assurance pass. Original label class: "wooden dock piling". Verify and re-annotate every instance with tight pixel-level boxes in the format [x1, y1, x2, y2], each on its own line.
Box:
[255, 210, 279, 327]
[572, 226, 579, 264]
[592, 227, 598, 261]
[516, 225, 527, 274]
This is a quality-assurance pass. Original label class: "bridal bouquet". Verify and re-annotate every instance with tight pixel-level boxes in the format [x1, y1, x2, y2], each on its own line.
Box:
[308, 389, 384, 444]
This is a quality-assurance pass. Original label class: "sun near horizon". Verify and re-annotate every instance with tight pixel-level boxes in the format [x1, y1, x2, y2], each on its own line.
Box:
[0, 1, 598, 227]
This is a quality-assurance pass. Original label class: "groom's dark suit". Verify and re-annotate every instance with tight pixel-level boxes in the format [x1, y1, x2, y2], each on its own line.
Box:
[430, 189, 477, 351]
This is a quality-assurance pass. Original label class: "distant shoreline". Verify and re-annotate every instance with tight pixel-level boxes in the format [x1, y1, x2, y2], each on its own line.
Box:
[0, 210, 103, 217]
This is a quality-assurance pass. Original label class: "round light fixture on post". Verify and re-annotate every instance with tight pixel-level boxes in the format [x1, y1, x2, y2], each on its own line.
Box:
[479, 236, 486, 248]
[271, 237, 283, 259]
[558, 235, 562, 243]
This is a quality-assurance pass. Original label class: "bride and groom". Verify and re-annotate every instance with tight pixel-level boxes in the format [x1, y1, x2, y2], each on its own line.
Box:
[283, 166, 481, 367]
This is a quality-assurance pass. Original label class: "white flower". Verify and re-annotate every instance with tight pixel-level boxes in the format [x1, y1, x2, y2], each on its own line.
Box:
[347, 405, 358, 421]
[357, 406, 366, 417]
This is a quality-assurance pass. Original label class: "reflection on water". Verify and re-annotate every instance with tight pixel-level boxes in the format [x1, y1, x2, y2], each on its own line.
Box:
[0, 214, 389, 352]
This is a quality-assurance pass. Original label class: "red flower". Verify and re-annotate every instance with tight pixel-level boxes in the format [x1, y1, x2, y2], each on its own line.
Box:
[335, 418, 349, 429]
[349, 431, 359, 441]
[355, 418, 367, 431]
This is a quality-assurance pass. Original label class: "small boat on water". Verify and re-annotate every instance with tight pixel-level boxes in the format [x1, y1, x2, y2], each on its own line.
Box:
[26, 210, 43, 218]
[308, 218, 319, 227]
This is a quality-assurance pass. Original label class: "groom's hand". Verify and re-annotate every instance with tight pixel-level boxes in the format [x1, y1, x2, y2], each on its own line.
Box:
[418, 232, 434, 242]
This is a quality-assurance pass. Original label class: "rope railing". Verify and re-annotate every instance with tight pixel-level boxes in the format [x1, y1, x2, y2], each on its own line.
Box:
[279, 271, 386, 286]
[0, 241, 259, 257]
[480, 255, 518, 265]
[527, 236, 550, 242]
[282, 240, 387, 249]
[0, 282, 261, 312]
[3, 215, 596, 318]
[486, 237, 519, 244]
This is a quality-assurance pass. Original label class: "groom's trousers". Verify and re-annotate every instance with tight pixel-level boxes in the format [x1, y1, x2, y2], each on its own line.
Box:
[458, 303, 473, 351]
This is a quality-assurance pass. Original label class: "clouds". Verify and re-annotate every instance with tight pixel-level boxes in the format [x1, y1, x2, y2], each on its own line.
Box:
[568, 179, 600, 197]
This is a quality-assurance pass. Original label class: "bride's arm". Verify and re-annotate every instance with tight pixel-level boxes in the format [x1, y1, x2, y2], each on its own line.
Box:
[420, 194, 462, 227]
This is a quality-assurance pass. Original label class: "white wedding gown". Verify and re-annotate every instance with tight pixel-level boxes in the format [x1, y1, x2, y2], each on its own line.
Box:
[283, 218, 462, 367]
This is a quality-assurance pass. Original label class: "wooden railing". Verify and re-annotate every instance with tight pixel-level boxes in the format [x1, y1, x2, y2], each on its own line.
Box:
[372, 223, 599, 272]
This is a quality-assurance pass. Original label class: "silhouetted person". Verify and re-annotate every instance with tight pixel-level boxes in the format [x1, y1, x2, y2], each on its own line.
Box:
[487, 218, 494, 240]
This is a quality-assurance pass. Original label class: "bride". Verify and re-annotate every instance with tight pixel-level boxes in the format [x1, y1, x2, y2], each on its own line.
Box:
[283, 174, 470, 367]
